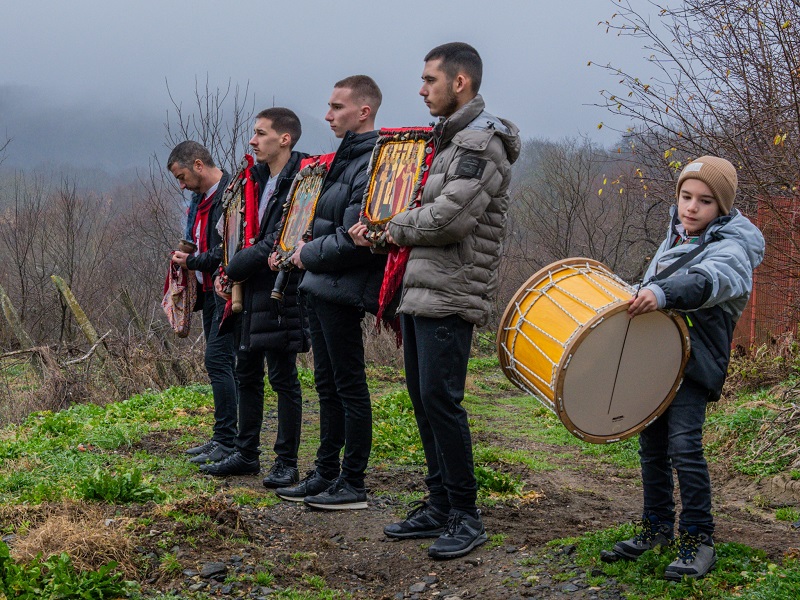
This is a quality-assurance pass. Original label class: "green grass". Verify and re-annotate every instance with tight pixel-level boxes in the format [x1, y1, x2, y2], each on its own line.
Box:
[537, 525, 800, 599]
[775, 507, 799, 522]
[370, 390, 425, 466]
[0, 386, 224, 503]
[0, 540, 137, 599]
[705, 395, 795, 476]
[1, 352, 798, 598]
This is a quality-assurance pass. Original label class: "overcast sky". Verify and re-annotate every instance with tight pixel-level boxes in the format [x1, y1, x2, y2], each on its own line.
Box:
[1, 0, 653, 172]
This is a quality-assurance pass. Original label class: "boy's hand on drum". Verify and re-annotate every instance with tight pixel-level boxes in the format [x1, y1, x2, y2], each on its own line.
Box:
[628, 289, 658, 317]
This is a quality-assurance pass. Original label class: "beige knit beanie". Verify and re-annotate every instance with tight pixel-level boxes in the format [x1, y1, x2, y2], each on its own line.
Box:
[675, 156, 737, 215]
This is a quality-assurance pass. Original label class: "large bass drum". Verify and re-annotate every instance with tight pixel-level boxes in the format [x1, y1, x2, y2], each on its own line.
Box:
[497, 258, 690, 443]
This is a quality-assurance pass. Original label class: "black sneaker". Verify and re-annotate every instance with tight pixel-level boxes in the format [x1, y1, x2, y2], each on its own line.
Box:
[664, 527, 716, 581]
[276, 471, 334, 502]
[188, 441, 234, 464]
[198, 451, 260, 476]
[186, 440, 215, 456]
[262, 462, 300, 489]
[384, 500, 450, 539]
[427, 510, 488, 559]
[601, 514, 673, 562]
[303, 477, 368, 510]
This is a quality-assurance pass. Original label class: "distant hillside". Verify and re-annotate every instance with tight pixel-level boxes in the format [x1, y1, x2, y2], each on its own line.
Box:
[0, 85, 336, 175]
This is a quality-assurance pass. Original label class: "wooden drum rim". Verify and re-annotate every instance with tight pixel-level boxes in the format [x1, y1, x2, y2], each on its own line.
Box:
[496, 257, 614, 381]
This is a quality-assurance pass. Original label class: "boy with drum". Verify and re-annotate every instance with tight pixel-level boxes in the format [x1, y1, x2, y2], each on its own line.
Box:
[602, 156, 764, 580]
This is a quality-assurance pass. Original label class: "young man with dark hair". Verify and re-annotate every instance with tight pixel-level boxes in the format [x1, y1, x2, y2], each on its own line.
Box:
[168, 141, 238, 465]
[274, 75, 386, 510]
[201, 108, 310, 481]
[376, 42, 520, 558]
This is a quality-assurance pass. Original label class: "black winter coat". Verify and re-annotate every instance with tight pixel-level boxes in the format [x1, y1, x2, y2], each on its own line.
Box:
[185, 171, 230, 275]
[298, 130, 386, 314]
[224, 152, 310, 353]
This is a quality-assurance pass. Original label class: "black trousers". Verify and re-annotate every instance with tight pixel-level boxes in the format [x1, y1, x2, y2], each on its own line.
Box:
[401, 313, 477, 514]
[200, 290, 238, 446]
[639, 379, 714, 536]
[306, 295, 372, 488]
[234, 347, 303, 463]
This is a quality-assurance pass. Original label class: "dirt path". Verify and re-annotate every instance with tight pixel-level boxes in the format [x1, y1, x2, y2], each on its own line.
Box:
[145, 440, 797, 599]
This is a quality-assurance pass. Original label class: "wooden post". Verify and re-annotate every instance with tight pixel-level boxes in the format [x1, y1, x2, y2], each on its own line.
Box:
[51, 275, 124, 393]
[119, 287, 188, 385]
[0, 282, 45, 378]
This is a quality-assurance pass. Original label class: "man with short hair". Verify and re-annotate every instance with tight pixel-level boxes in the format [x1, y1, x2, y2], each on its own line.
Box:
[168, 141, 237, 464]
[275, 75, 386, 510]
[382, 43, 520, 558]
[201, 108, 311, 480]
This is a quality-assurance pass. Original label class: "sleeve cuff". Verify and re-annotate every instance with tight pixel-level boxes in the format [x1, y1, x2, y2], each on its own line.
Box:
[642, 283, 666, 309]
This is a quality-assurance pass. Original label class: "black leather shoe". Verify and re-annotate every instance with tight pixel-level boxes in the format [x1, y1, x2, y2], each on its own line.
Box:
[262, 462, 300, 489]
[186, 440, 215, 456]
[384, 500, 449, 539]
[428, 510, 488, 559]
[188, 442, 234, 464]
[303, 477, 367, 510]
[199, 451, 260, 476]
[275, 471, 333, 502]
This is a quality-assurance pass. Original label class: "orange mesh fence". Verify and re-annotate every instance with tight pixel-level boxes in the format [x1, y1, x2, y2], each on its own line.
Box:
[733, 197, 800, 349]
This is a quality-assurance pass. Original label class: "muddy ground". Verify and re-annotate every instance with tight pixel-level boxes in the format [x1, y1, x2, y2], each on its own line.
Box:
[125, 427, 798, 599]
[5, 378, 799, 599]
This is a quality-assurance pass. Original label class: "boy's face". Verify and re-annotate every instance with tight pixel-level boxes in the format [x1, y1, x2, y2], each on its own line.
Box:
[678, 179, 720, 235]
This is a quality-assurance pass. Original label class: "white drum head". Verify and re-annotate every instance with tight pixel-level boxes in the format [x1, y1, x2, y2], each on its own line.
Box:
[557, 307, 689, 442]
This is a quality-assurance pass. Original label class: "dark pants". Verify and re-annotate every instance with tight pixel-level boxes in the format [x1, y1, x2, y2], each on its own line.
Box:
[307, 295, 371, 488]
[639, 379, 714, 536]
[401, 314, 477, 514]
[235, 347, 302, 463]
[201, 290, 238, 447]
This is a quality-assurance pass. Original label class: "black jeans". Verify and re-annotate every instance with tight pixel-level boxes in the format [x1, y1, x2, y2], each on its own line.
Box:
[201, 290, 238, 447]
[306, 295, 371, 488]
[235, 347, 302, 463]
[401, 314, 477, 514]
[639, 379, 714, 536]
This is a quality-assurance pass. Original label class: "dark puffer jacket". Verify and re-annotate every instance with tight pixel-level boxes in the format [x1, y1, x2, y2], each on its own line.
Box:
[224, 152, 310, 353]
[298, 130, 386, 314]
[186, 171, 231, 275]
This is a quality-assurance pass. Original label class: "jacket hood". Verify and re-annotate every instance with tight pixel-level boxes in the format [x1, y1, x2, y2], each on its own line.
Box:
[439, 95, 521, 164]
[669, 205, 764, 270]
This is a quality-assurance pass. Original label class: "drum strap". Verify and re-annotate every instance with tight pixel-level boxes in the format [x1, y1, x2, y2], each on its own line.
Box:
[648, 232, 721, 283]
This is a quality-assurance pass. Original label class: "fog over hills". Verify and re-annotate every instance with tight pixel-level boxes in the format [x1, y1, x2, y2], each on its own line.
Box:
[0, 85, 340, 182]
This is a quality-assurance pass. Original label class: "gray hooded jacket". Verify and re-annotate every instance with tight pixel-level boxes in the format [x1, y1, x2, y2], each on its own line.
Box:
[642, 206, 764, 396]
[388, 95, 521, 327]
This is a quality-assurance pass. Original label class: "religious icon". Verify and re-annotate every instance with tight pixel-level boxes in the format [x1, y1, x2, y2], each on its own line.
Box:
[274, 153, 335, 267]
[360, 127, 433, 234]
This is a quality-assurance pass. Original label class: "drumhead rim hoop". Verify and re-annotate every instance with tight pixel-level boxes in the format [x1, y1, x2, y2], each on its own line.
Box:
[497, 257, 617, 378]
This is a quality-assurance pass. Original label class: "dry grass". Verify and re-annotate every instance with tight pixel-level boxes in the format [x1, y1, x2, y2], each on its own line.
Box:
[5, 503, 138, 578]
[723, 336, 799, 397]
[0, 333, 206, 427]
